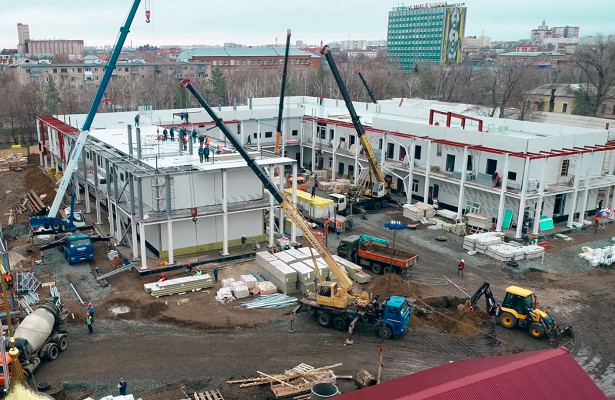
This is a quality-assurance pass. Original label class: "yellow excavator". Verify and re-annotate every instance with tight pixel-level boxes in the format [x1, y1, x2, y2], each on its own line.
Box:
[470, 282, 572, 340]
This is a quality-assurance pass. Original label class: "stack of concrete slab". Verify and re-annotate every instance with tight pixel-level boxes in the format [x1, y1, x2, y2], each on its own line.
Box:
[485, 243, 519, 262]
[332, 255, 371, 283]
[259, 260, 298, 294]
[464, 232, 504, 254]
[523, 245, 544, 260]
[297, 247, 322, 259]
[144, 274, 213, 297]
[414, 202, 436, 218]
[256, 251, 279, 268]
[284, 248, 311, 262]
[403, 204, 422, 221]
[230, 281, 250, 299]
[287, 260, 316, 294]
[466, 213, 492, 230]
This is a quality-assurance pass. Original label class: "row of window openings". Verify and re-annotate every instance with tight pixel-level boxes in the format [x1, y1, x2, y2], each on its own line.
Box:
[212, 59, 311, 66]
[252, 130, 299, 139]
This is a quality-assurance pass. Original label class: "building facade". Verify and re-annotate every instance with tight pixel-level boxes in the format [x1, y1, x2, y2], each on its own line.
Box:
[179, 45, 322, 72]
[497, 51, 566, 66]
[387, 3, 466, 69]
[16, 23, 84, 59]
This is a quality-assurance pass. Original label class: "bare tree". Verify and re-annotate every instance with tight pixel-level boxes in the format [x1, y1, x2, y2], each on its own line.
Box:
[571, 36, 615, 116]
[480, 63, 532, 118]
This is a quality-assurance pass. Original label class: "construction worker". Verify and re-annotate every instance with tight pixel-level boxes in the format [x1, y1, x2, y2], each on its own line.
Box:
[213, 265, 219, 282]
[457, 259, 465, 277]
[158, 272, 167, 283]
[134, 114, 140, 127]
[199, 135, 205, 145]
[205, 136, 211, 147]
[335, 219, 341, 237]
[85, 313, 93, 334]
[241, 235, 247, 249]
[163, 128, 168, 141]
[203, 144, 210, 162]
[192, 129, 198, 144]
[311, 184, 316, 199]
[324, 217, 330, 236]
[198, 144, 205, 163]
[523, 233, 530, 246]
[118, 378, 128, 396]
[348, 217, 354, 232]
[186, 263, 193, 276]
[5, 271, 13, 290]
[533, 236, 539, 245]
[88, 302, 94, 319]
[195, 267, 202, 276]
[182, 135, 188, 151]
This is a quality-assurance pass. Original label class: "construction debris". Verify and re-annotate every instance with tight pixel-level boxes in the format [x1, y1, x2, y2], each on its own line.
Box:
[227, 363, 341, 398]
[241, 294, 298, 309]
[144, 274, 213, 297]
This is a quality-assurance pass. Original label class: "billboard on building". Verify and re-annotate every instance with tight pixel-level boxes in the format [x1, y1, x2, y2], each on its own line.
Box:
[441, 7, 466, 64]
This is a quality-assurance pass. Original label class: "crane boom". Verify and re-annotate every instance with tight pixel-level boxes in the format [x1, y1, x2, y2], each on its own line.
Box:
[355, 70, 377, 104]
[274, 29, 292, 157]
[46, 1, 142, 219]
[180, 79, 363, 304]
[320, 46, 386, 188]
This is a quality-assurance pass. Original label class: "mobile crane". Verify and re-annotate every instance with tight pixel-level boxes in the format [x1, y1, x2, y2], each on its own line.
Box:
[29, 0, 143, 234]
[355, 70, 377, 104]
[180, 79, 410, 338]
[470, 281, 572, 340]
[274, 29, 292, 159]
[320, 46, 391, 210]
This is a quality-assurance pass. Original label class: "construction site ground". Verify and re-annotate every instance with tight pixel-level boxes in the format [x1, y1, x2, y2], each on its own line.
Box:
[3, 159, 615, 399]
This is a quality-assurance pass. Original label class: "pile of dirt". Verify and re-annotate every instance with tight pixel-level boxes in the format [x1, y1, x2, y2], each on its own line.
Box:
[141, 301, 169, 318]
[412, 296, 492, 335]
[366, 274, 420, 299]
[524, 269, 558, 283]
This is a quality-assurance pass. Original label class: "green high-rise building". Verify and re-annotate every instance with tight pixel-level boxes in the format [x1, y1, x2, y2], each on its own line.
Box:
[387, 4, 467, 70]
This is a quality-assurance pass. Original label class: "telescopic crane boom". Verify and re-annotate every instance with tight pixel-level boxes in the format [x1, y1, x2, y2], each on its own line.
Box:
[274, 29, 292, 157]
[30, 0, 143, 233]
[180, 79, 370, 309]
[320, 46, 387, 196]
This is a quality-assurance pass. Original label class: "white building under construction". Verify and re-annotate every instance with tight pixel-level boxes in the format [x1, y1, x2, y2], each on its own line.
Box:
[36, 96, 615, 269]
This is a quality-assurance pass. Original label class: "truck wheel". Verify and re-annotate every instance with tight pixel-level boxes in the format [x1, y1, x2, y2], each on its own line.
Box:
[58, 336, 68, 352]
[351, 252, 358, 264]
[529, 324, 545, 339]
[372, 201, 381, 211]
[371, 264, 383, 274]
[52, 222, 61, 232]
[333, 316, 347, 331]
[318, 313, 332, 327]
[47, 343, 59, 360]
[377, 325, 393, 340]
[383, 265, 393, 274]
[498, 312, 517, 329]
[381, 199, 389, 208]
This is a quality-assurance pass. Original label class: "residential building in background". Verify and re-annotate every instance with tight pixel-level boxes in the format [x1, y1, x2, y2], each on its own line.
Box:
[16, 23, 85, 60]
[531, 20, 580, 42]
[462, 35, 491, 53]
[339, 40, 386, 51]
[388, 3, 467, 70]
[527, 83, 615, 119]
[178, 45, 321, 71]
[497, 51, 565, 66]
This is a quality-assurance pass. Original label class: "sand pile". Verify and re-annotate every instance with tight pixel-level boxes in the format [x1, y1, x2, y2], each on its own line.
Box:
[366, 274, 420, 299]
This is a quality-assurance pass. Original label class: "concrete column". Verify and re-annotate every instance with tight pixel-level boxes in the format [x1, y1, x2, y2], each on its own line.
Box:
[74, 174, 81, 203]
[240, 121, 245, 145]
[495, 154, 510, 232]
[354, 136, 359, 185]
[291, 163, 298, 243]
[127, 125, 133, 157]
[129, 173, 138, 260]
[311, 122, 316, 171]
[37, 121, 43, 167]
[139, 222, 147, 270]
[268, 167, 275, 247]
[189, 134, 194, 155]
[81, 149, 91, 214]
[331, 125, 336, 181]
[136, 128, 142, 159]
[115, 207, 122, 243]
[257, 120, 261, 152]
[579, 152, 593, 224]
[609, 150, 615, 175]
[113, 166, 121, 242]
[221, 169, 230, 256]
[137, 177, 144, 221]
[533, 158, 548, 234]
[92, 153, 101, 224]
[105, 160, 114, 236]
[515, 157, 532, 238]
[380, 134, 386, 172]
[423, 141, 432, 202]
[299, 122, 305, 169]
[49, 129, 55, 169]
[567, 153, 582, 227]
[167, 220, 174, 265]
[457, 146, 468, 219]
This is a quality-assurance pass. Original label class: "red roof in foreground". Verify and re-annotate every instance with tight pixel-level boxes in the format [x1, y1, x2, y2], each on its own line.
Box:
[37, 116, 79, 134]
[337, 347, 607, 400]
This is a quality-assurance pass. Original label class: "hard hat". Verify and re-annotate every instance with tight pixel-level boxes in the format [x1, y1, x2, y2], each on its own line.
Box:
[86, 313, 90, 316]
[196, 267, 200, 270]
[88, 302, 92, 306]
[461, 259, 464, 262]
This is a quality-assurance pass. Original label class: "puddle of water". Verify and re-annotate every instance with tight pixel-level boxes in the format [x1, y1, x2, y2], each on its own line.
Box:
[111, 306, 130, 315]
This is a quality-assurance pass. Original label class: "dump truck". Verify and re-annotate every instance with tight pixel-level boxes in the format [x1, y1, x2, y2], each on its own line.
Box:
[338, 234, 419, 274]
[9, 301, 68, 376]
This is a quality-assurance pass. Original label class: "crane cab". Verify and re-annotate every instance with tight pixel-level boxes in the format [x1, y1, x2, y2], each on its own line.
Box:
[316, 281, 350, 309]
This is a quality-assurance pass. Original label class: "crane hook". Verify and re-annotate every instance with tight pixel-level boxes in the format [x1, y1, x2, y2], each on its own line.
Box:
[145, 0, 151, 23]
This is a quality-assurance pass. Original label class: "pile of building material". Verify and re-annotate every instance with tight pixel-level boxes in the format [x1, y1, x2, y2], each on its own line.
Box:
[230, 281, 250, 299]
[221, 277, 235, 287]
[288, 260, 316, 294]
[466, 212, 492, 230]
[216, 287, 234, 303]
[428, 217, 466, 236]
[579, 245, 615, 266]
[227, 363, 341, 399]
[464, 232, 544, 262]
[257, 281, 278, 295]
[285, 189, 334, 219]
[241, 294, 298, 309]
[402, 204, 422, 221]
[332, 255, 371, 283]
[240, 274, 257, 289]
[258, 258, 298, 294]
[144, 274, 213, 297]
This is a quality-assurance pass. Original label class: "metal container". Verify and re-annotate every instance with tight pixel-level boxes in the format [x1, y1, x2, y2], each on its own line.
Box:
[310, 383, 340, 399]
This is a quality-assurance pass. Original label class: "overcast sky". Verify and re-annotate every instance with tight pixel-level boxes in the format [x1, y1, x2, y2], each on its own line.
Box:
[1, 0, 613, 50]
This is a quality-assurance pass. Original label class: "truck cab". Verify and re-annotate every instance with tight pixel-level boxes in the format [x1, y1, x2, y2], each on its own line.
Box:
[328, 193, 347, 214]
[64, 234, 94, 264]
[287, 176, 308, 191]
[377, 296, 411, 339]
[337, 235, 361, 262]
[64, 207, 86, 228]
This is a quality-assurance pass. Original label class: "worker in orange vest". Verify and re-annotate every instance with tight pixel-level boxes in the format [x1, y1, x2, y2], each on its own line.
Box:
[335, 220, 341, 237]
[324, 217, 330, 236]
[158, 272, 167, 283]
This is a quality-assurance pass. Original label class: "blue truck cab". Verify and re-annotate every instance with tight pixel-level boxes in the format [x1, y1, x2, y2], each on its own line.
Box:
[64, 234, 94, 264]
[380, 295, 411, 338]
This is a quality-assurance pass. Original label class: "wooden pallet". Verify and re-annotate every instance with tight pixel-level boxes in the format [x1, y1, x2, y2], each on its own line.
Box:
[193, 390, 224, 400]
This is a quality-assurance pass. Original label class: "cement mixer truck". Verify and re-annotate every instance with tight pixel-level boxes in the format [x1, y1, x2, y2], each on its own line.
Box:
[6, 300, 68, 376]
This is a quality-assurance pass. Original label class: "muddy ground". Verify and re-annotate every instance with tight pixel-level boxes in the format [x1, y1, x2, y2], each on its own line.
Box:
[3, 159, 615, 399]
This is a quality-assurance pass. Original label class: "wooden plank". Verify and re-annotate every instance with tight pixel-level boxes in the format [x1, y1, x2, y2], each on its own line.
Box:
[193, 393, 199, 400]
[204, 391, 213, 400]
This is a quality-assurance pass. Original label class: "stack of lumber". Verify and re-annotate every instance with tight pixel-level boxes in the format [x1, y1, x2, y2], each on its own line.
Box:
[144, 274, 213, 297]
[312, 170, 328, 182]
[332, 255, 371, 283]
[257, 281, 278, 295]
[0, 159, 9, 172]
[259, 259, 298, 294]
[438, 220, 466, 236]
[414, 202, 435, 218]
[466, 212, 492, 230]
[227, 363, 341, 399]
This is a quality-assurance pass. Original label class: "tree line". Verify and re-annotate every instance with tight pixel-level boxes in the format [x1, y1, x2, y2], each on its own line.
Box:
[0, 37, 612, 145]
